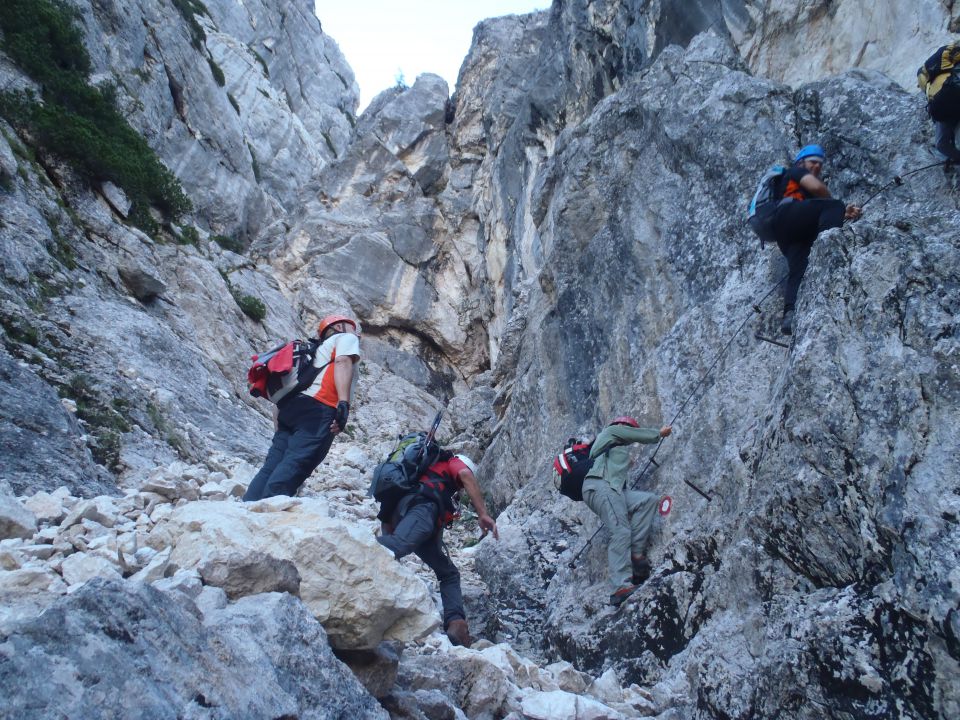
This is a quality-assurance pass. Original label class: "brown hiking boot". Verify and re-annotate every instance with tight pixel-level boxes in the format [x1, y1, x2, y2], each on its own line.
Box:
[446, 619, 472, 648]
[609, 584, 639, 607]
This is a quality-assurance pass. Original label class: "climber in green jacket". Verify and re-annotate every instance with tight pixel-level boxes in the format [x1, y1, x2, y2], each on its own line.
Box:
[584, 416, 672, 606]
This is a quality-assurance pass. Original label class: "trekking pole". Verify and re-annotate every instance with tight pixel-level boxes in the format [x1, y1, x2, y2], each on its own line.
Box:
[859, 160, 948, 209]
[565, 275, 786, 568]
[418, 411, 442, 463]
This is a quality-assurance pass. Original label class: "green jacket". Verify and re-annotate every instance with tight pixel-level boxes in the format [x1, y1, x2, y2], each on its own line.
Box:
[586, 424, 661, 491]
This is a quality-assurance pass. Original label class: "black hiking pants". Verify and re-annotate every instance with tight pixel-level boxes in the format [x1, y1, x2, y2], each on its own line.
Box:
[929, 82, 960, 124]
[243, 395, 337, 501]
[773, 198, 845, 312]
[930, 83, 960, 160]
[378, 496, 465, 629]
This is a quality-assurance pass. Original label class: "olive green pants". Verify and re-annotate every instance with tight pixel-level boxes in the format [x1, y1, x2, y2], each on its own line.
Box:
[583, 479, 658, 590]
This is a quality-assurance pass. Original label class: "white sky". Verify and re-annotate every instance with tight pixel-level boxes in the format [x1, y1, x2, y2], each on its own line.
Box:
[315, 1, 552, 112]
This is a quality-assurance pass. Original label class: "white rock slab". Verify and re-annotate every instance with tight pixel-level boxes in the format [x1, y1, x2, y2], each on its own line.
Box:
[148, 498, 439, 649]
[520, 689, 626, 720]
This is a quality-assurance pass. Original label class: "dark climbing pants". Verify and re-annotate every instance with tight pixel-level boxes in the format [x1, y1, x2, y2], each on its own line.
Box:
[929, 83, 960, 160]
[243, 395, 337, 501]
[929, 82, 960, 124]
[773, 198, 845, 312]
[378, 497, 465, 629]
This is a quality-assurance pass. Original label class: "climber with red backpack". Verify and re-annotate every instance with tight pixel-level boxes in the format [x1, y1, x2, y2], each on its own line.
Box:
[243, 314, 360, 501]
[373, 421, 498, 648]
[581, 416, 672, 607]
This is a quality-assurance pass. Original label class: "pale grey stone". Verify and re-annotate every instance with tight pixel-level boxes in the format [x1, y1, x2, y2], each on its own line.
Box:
[22, 488, 70, 525]
[118, 264, 167, 301]
[99, 181, 132, 216]
[194, 584, 228, 617]
[59, 497, 119, 531]
[0, 486, 36, 540]
[60, 551, 122, 587]
[152, 568, 204, 601]
[197, 549, 301, 599]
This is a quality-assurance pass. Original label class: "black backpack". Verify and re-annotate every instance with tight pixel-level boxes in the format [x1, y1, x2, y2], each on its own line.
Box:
[369, 431, 441, 510]
[552, 438, 610, 501]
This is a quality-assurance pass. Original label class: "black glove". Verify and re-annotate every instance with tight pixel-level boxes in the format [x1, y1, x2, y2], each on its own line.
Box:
[335, 401, 349, 430]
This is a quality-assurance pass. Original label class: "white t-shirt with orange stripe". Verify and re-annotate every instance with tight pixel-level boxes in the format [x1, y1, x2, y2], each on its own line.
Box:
[301, 332, 360, 408]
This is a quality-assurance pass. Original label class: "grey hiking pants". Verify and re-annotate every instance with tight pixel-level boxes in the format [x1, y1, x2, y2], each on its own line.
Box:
[377, 496, 465, 629]
[583, 479, 658, 590]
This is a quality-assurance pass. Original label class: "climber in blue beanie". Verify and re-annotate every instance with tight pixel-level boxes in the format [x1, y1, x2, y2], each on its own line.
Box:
[769, 144, 862, 335]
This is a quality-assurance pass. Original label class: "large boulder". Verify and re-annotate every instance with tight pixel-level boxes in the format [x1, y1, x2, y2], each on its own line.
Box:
[147, 497, 440, 648]
[0, 578, 386, 719]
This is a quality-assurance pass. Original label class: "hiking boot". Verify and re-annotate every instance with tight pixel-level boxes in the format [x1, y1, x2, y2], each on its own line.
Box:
[609, 584, 639, 607]
[631, 556, 651, 586]
[780, 309, 795, 336]
[446, 619, 472, 648]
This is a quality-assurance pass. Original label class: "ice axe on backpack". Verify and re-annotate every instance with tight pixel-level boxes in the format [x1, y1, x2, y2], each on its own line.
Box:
[420, 411, 442, 461]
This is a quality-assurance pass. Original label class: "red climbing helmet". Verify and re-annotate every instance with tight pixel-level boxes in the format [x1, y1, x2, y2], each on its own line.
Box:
[317, 314, 356, 338]
[609, 416, 639, 428]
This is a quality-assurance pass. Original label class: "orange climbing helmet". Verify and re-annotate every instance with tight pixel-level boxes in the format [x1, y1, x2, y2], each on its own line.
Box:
[318, 314, 356, 338]
[609, 416, 639, 428]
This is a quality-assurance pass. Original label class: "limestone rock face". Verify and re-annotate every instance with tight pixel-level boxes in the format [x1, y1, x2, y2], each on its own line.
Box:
[70, 0, 357, 237]
[2, 0, 960, 718]
[727, 0, 960, 90]
[0, 353, 111, 497]
[466, 28, 960, 720]
[148, 498, 440, 649]
[269, 71, 490, 393]
[0, 578, 386, 719]
[0, 0, 362, 496]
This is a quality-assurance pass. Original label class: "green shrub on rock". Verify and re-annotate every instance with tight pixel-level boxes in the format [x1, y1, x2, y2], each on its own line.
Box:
[212, 234, 244, 253]
[234, 293, 266, 322]
[0, 0, 191, 237]
[177, 225, 200, 246]
[207, 57, 225, 87]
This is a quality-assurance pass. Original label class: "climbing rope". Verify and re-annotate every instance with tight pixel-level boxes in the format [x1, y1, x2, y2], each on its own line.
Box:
[566, 274, 787, 568]
[859, 160, 949, 208]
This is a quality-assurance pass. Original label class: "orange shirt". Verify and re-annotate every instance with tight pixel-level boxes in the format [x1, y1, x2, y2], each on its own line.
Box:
[782, 167, 812, 202]
[301, 332, 360, 407]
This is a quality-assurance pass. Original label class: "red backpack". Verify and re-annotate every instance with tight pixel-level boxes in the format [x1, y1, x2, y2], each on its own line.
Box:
[247, 339, 329, 404]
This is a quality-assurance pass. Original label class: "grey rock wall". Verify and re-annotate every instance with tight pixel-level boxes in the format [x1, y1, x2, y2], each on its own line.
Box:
[68, 0, 357, 238]
[727, 0, 960, 90]
[2, 0, 960, 717]
[0, 578, 387, 719]
[469, 29, 960, 720]
[0, 0, 360, 495]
